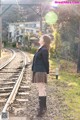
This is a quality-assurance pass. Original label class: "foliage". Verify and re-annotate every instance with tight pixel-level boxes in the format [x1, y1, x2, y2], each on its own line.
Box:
[50, 58, 80, 120]
[60, 70, 80, 120]
[2, 2, 80, 67]
[12, 42, 16, 48]
[29, 47, 37, 54]
[50, 29, 62, 59]
[58, 18, 79, 60]
[23, 34, 30, 49]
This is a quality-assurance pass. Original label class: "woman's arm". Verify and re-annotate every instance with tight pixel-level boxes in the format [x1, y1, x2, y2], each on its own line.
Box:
[42, 49, 49, 74]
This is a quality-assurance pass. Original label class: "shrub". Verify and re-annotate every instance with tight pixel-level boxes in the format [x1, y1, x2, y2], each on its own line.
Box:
[12, 42, 16, 48]
[30, 47, 37, 54]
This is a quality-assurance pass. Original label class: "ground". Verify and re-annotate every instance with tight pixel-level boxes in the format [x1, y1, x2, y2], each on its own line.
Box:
[0, 49, 12, 64]
[1, 51, 80, 120]
[9, 54, 77, 120]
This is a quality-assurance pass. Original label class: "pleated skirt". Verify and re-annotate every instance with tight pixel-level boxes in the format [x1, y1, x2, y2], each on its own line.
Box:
[32, 72, 47, 83]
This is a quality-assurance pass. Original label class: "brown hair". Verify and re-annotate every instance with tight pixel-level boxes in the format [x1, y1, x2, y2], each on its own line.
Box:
[42, 34, 51, 50]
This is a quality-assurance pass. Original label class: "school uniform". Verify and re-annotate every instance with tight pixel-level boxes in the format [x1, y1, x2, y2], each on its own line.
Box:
[32, 45, 49, 83]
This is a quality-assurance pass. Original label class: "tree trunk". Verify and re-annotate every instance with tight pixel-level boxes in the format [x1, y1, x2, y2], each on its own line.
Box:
[77, 43, 80, 73]
[0, 1, 2, 57]
[77, 21, 80, 73]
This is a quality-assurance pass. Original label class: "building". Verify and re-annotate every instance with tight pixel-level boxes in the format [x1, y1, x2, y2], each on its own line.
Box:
[8, 21, 41, 44]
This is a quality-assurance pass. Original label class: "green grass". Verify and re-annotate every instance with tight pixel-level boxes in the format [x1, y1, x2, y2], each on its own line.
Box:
[50, 58, 58, 69]
[50, 58, 80, 120]
[60, 72, 80, 120]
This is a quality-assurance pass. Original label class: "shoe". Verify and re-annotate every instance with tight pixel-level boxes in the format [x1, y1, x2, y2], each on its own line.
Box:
[37, 108, 44, 117]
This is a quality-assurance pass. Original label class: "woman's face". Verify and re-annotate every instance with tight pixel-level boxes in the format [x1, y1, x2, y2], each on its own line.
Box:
[39, 37, 44, 46]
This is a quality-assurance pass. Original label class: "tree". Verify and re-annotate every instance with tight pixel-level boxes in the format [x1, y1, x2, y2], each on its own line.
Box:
[53, 4, 80, 72]
[50, 27, 62, 59]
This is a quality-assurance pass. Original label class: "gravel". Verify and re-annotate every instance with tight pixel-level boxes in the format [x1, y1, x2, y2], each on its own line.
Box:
[0, 49, 12, 65]
[0, 50, 25, 112]
[9, 64, 74, 120]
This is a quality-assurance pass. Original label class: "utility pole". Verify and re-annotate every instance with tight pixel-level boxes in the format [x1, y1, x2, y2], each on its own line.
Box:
[28, 4, 43, 33]
[40, 4, 42, 32]
[0, 0, 2, 57]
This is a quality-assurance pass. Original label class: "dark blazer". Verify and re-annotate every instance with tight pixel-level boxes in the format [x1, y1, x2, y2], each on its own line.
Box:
[32, 46, 49, 74]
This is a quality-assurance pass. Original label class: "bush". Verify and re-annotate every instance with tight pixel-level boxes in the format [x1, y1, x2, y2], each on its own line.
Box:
[12, 42, 16, 48]
[3, 41, 7, 47]
[30, 47, 37, 54]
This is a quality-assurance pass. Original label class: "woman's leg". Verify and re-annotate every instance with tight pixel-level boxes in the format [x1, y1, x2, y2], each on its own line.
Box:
[36, 83, 47, 117]
[36, 83, 46, 96]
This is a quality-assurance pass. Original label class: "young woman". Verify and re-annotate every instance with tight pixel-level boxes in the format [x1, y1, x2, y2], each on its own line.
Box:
[32, 34, 51, 117]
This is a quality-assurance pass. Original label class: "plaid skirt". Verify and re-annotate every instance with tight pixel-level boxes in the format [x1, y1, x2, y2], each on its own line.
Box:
[32, 72, 47, 83]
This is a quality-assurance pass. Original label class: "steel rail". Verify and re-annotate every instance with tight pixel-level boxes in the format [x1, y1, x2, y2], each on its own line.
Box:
[0, 49, 16, 70]
[2, 51, 30, 113]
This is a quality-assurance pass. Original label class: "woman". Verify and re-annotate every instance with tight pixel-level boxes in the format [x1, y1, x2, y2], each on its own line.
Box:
[32, 34, 51, 117]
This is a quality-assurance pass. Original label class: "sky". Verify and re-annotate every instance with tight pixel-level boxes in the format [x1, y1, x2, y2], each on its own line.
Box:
[2, 0, 16, 4]
[1, 0, 52, 4]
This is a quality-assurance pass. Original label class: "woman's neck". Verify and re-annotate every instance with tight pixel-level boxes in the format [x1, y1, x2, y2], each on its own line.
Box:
[39, 45, 44, 49]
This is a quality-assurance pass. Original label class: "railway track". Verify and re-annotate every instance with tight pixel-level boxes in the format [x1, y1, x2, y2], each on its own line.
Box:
[0, 49, 31, 120]
[0, 49, 16, 70]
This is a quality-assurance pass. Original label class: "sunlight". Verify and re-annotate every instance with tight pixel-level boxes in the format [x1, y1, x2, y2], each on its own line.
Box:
[51, 0, 59, 7]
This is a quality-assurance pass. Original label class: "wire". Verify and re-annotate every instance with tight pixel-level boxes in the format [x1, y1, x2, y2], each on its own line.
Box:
[16, 0, 21, 11]
[0, 4, 12, 16]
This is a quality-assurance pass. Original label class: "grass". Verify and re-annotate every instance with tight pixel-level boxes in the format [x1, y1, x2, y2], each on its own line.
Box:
[61, 72, 80, 120]
[50, 58, 80, 120]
